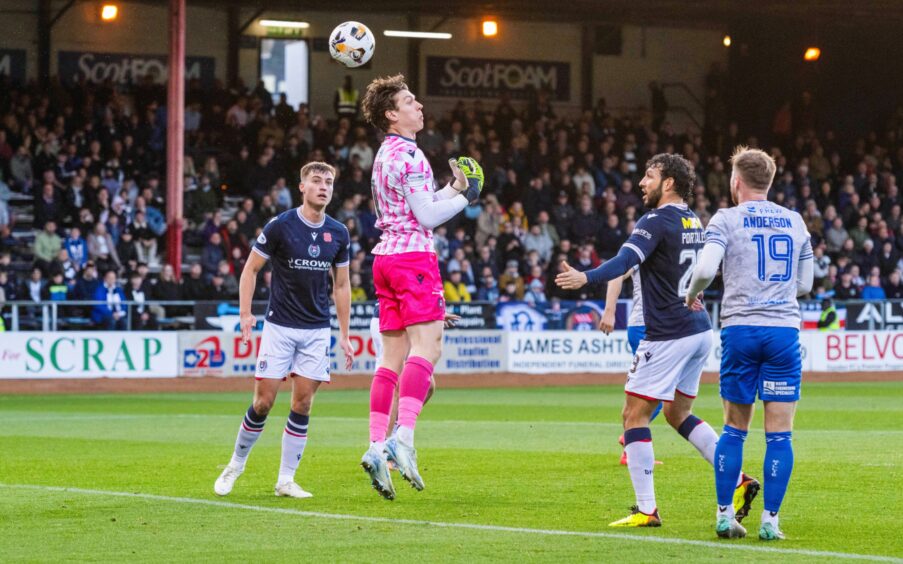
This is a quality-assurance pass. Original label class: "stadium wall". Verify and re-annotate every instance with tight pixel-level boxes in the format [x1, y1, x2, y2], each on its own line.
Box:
[2, 330, 903, 379]
[0, 1, 724, 126]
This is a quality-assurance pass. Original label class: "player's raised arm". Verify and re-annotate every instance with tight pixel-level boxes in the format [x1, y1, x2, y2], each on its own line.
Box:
[239, 250, 268, 344]
[404, 157, 484, 229]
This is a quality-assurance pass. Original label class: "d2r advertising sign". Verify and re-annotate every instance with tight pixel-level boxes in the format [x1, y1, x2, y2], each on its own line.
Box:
[0, 332, 178, 379]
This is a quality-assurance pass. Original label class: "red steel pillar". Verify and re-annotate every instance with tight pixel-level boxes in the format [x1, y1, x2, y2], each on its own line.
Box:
[166, 0, 186, 278]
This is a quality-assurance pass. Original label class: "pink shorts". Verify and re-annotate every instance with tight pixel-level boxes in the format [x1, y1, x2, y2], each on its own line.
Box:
[373, 252, 445, 332]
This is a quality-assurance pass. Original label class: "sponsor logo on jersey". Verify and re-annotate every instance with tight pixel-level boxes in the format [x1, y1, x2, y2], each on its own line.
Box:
[681, 217, 703, 229]
[633, 228, 653, 240]
[417, 273, 425, 284]
[308, 244, 321, 258]
[311, 232, 318, 241]
[287, 257, 331, 271]
[324, 232, 332, 242]
[257, 233, 267, 245]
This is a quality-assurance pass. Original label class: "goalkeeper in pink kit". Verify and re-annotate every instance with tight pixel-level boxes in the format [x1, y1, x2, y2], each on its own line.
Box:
[359, 74, 483, 500]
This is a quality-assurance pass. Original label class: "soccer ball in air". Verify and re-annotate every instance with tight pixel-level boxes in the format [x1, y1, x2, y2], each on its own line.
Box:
[329, 21, 375, 68]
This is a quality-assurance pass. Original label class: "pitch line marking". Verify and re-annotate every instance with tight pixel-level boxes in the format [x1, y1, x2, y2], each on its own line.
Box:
[1, 484, 899, 562]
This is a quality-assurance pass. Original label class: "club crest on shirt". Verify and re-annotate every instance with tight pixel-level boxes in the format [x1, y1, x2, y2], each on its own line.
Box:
[257, 233, 267, 245]
[308, 244, 321, 258]
[258, 360, 267, 371]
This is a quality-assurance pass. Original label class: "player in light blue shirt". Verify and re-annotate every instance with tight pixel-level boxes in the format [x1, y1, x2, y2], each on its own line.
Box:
[687, 147, 814, 541]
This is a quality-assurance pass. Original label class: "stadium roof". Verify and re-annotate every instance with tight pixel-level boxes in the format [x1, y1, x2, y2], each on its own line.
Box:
[167, 0, 903, 27]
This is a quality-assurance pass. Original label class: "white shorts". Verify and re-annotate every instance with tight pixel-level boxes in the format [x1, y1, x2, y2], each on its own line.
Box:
[369, 317, 384, 364]
[255, 322, 331, 382]
[626, 330, 712, 401]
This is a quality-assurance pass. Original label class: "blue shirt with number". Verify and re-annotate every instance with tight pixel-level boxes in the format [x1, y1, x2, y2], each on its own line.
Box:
[622, 203, 712, 341]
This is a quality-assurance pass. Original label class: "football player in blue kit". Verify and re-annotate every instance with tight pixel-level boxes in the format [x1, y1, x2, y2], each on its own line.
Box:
[557, 154, 758, 527]
[686, 147, 813, 540]
[214, 162, 354, 499]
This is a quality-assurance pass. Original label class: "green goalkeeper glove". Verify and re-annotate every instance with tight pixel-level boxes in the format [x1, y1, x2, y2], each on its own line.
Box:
[449, 156, 484, 204]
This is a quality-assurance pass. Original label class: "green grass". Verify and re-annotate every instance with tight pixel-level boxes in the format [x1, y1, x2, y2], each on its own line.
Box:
[1, 383, 901, 562]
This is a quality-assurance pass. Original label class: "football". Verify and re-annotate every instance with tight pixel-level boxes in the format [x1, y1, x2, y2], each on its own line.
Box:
[329, 21, 375, 68]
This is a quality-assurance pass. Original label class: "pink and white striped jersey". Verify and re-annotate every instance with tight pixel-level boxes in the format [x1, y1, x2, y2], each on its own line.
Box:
[371, 133, 436, 255]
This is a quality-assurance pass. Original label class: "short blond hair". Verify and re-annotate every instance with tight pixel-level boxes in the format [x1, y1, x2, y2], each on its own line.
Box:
[730, 146, 776, 191]
[300, 161, 337, 182]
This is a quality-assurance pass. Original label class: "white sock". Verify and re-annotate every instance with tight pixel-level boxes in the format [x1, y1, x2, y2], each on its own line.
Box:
[717, 504, 736, 519]
[761, 509, 779, 528]
[687, 421, 719, 465]
[278, 430, 308, 484]
[625, 441, 656, 514]
[397, 425, 414, 446]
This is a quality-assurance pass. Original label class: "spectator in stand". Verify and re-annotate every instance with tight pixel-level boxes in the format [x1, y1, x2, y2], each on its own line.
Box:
[53, 248, 78, 284]
[201, 232, 226, 278]
[34, 182, 64, 228]
[834, 271, 861, 300]
[215, 259, 239, 298]
[116, 228, 139, 268]
[181, 262, 207, 301]
[824, 217, 849, 254]
[350, 272, 368, 302]
[570, 195, 601, 244]
[884, 270, 903, 299]
[523, 223, 554, 265]
[443, 269, 471, 303]
[64, 226, 88, 270]
[475, 267, 499, 302]
[22, 267, 46, 304]
[91, 270, 127, 330]
[34, 220, 62, 274]
[125, 271, 156, 329]
[498, 260, 525, 300]
[861, 274, 886, 300]
[87, 222, 121, 273]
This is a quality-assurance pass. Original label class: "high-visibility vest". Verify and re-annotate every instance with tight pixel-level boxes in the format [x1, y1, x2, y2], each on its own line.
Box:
[819, 306, 840, 330]
[337, 88, 359, 116]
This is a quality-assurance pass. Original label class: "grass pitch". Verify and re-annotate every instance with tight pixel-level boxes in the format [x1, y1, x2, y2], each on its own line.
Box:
[1, 382, 901, 562]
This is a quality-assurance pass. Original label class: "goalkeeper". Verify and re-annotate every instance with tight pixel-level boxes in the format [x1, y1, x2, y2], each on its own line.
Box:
[358, 75, 483, 500]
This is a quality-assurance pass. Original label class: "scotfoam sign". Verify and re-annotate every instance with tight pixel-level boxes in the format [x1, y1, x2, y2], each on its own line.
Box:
[0, 49, 26, 84]
[0, 332, 178, 379]
[426, 56, 570, 100]
[58, 51, 215, 86]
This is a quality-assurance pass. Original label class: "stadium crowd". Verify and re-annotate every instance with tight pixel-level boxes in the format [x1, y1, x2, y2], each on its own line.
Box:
[1, 72, 903, 327]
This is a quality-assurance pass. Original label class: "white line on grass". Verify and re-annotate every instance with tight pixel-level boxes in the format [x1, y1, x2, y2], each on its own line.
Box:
[1, 483, 898, 562]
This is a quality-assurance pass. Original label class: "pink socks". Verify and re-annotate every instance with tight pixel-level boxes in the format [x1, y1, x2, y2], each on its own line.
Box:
[368, 367, 398, 443]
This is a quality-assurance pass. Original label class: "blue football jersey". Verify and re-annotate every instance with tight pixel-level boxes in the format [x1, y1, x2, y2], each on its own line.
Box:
[622, 204, 712, 341]
[252, 208, 350, 329]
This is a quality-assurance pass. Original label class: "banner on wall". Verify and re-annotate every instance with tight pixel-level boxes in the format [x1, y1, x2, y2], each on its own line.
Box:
[844, 301, 903, 331]
[58, 51, 216, 87]
[425, 56, 570, 100]
[507, 331, 634, 374]
[0, 332, 178, 379]
[496, 300, 629, 331]
[0, 49, 26, 84]
[808, 331, 903, 372]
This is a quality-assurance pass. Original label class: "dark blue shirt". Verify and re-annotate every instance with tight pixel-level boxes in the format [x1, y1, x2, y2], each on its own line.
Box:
[252, 208, 350, 329]
[622, 204, 711, 341]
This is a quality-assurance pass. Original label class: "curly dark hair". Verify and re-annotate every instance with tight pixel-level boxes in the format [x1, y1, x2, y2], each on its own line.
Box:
[361, 74, 408, 132]
[646, 153, 696, 201]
